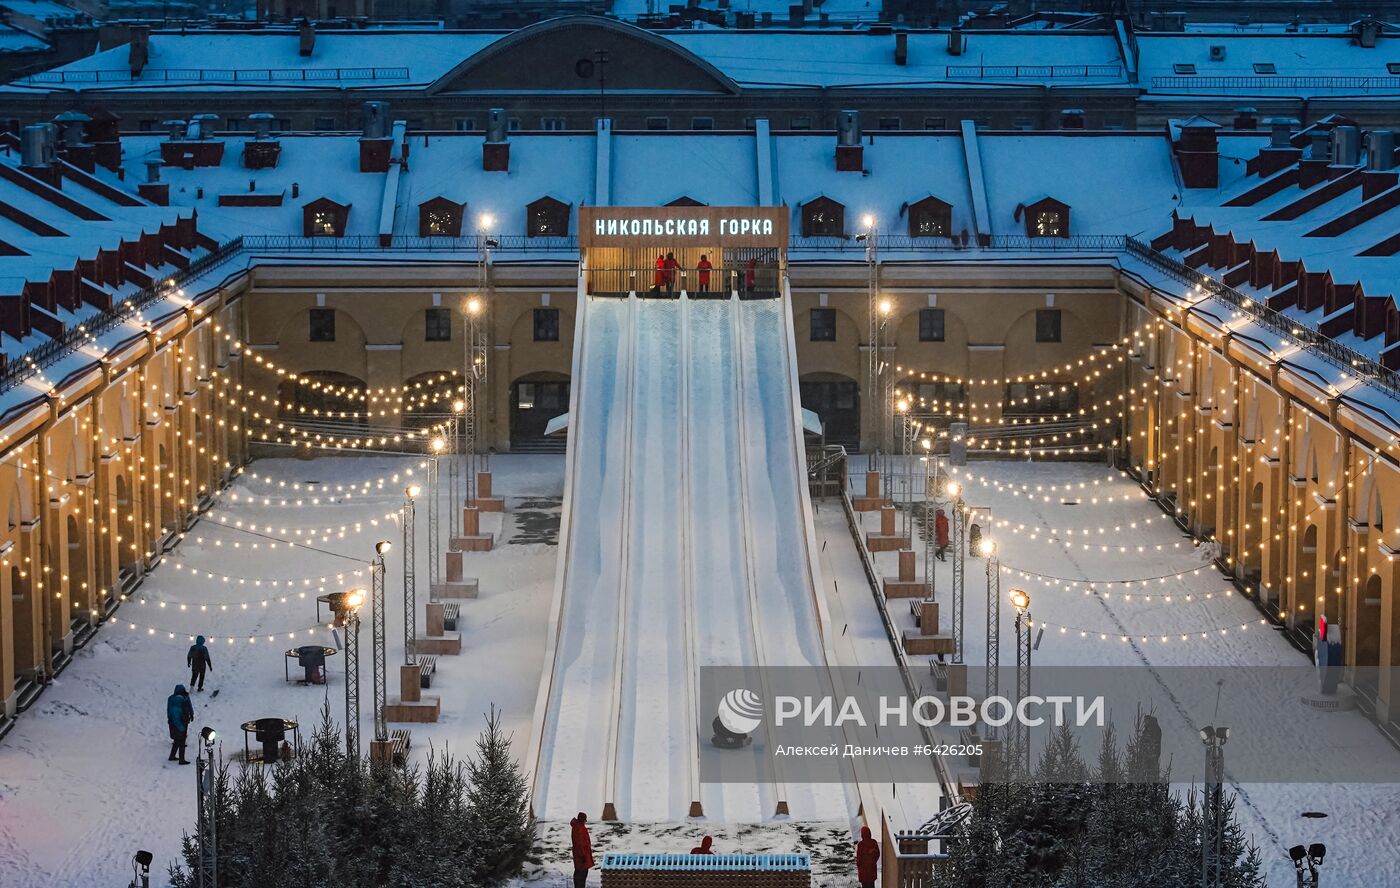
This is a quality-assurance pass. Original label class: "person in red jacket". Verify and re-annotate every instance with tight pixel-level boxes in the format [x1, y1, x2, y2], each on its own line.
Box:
[664, 251, 680, 297]
[571, 812, 594, 888]
[690, 835, 715, 855]
[696, 254, 713, 293]
[653, 254, 667, 295]
[934, 508, 950, 561]
[855, 825, 880, 888]
[743, 257, 757, 295]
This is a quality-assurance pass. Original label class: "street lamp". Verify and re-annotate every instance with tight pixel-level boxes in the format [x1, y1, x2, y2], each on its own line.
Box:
[195, 727, 218, 888]
[369, 542, 392, 755]
[403, 486, 419, 665]
[1201, 724, 1230, 888]
[863, 213, 880, 470]
[1288, 843, 1326, 888]
[981, 537, 1000, 717]
[342, 587, 367, 759]
[945, 480, 965, 663]
[428, 437, 445, 595]
[1009, 588, 1032, 776]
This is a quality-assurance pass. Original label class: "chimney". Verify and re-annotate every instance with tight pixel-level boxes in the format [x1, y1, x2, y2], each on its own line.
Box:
[1059, 108, 1085, 129]
[483, 107, 510, 172]
[54, 110, 94, 172]
[1363, 130, 1397, 199]
[947, 29, 964, 56]
[788, 3, 803, 26]
[1268, 117, 1297, 148]
[1232, 107, 1258, 130]
[359, 101, 392, 172]
[1254, 118, 1303, 177]
[1332, 125, 1361, 166]
[19, 123, 58, 187]
[895, 31, 908, 66]
[128, 25, 148, 77]
[1177, 118, 1220, 189]
[298, 19, 315, 57]
[1298, 130, 1333, 188]
[1355, 18, 1381, 49]
[242, 112, 282, 169]
[82, 107, 123, 172]
[138, 159, 168, 205]
[835, 109, 862, 172]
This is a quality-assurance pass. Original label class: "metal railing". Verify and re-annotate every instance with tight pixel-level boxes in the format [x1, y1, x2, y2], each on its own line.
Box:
[0, 235, 247, 397]
[1151, 75, 1400, 92]
[241, 234, 577, 254]
[584, 265, 780, 297]
[789, 233, 1128, 255]
[19, 66, 410, 85]
[1124, 237, 1400, 398]
[948, 63, 1123, 80]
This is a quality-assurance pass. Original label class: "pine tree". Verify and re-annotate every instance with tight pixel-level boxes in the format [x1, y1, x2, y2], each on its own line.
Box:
[463, 705, 536, 885]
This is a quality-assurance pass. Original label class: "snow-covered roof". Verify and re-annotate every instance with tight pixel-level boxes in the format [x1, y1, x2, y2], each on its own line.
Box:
[0, 23, 47, 53]
[1137, 32, 1400, 96]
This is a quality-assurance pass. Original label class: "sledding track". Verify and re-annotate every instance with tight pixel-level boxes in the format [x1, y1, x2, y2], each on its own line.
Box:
[528, 276, 862, 823]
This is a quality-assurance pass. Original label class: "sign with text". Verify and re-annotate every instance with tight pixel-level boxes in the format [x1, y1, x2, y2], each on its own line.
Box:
[578, 205, 789, 248]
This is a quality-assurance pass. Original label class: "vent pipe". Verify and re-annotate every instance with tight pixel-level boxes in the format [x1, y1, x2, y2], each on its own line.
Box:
[188, 113, 218, 141]
[163, 119, 187, 141]
[250, 112, 275, 140]
[1332, 125, 1361, 165]
[361, 101, 390, 140]
[895, 31, 908, 65]
[1368, 130, 1396, 171]
[947, 29, 964, 56]
[1267, 117, 1298, 148]
[1232, 107, 1258, 130]
[1308, 129, 1332, 161]
[485, 108, 509, 144]
[835, 109, 862, 172]
[20, 123, 55, 168]
[298, 19, 315, 57]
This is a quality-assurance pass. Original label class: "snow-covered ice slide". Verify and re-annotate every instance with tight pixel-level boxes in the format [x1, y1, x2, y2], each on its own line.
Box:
[529, 279, 863, 823]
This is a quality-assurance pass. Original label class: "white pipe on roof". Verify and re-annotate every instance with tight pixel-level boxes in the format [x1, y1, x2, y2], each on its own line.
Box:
[594, 117, 611, 207]
[755, 117, 775, 206]
[959, 119, 991, 240]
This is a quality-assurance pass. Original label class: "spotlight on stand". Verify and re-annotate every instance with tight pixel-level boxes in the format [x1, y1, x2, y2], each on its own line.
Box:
[375, 540, 392, 556]
[1308, 844, 1326, 865]
[1289, 845, 1307, 866]
[128, 849, 154, 888]
[200, 726, 217, 745]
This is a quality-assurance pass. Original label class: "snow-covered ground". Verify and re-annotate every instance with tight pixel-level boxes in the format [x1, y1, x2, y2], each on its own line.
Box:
[0, 454, 563, 888]
[856, 458, 1400, 887]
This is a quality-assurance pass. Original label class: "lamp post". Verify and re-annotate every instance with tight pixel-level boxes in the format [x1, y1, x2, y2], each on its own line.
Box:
[947, 480, 966, 664]
[1288, 843, 1326, 888]
[195, 725, 218, 888]
[371, 541, 391, 747]
[981, 537, 1000, 721]
[447, 401, 463, 540]
[859, 214, 878, 470]
[1200, 725, 1230, 888]
[920, 440, 935, 599]
[428, 436, 445, 598]
[464, 294, 488, 505]
[403, 485, 420, 665]
[878, 297, 894, 479]
[342, 587, 367, 759]
[1009, 588, 1032, 777]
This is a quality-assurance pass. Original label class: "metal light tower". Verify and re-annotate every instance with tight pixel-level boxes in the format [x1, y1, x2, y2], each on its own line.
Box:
[428, 437, 445, 597]
[860, 214, 878, 469]
[342, 587, 366, 759]
[1009, 588, 1032, 776]
[948, 481, 966, 663]
[1200, 725, 1229, 888]
[371, 541, 391, 745]
[194, 726, 218, 888]
[403, 486, 419, 664]
[446, 405, 461, 539]
[920, 441, 936, 599]
[982, 537, 1000, 719]
[466, 213, 495, 502]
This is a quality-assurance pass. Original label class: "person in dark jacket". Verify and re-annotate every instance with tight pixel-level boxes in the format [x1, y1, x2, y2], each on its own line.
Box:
[934, 508, 950, 561]
[696, 255, 713, 293]
[690, 836, 715, 855]
[664, 252, 679, 296]
[856, 825, 880, 888]
[570, 811, 594, 888]
[166, 684, 194, 764]
[187, 635, 213, 691]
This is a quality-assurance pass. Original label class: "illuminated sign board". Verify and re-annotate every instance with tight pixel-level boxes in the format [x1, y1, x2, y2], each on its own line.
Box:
[578, 206, 789, 248]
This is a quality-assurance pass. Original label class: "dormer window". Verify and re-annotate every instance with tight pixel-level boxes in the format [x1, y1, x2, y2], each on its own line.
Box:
[667, 195, 705, 207]
[302, 197, 349, 238]
[527, 196, 570, 237]
[907, 195, 953, 237]
[801, 196, 845, 238]
[1020, 196, 1071, 239]
[419, 197, 465, 237]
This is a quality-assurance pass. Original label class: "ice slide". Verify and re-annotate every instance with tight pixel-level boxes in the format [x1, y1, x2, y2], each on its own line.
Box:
[528, 281, 865, 823]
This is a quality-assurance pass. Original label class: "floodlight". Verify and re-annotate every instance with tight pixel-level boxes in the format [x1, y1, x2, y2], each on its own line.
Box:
[406, 484, 422, 498]
[862, 213, 876, 229]
[375, 540, 392, 556]
[979, 538, 996, 557]
[897, 399, 910, 413]
[345, 588, 367, 610]
[1200, 726, 1213, 742]
[879, 299, 893, 315]
[479, 212, 495, 229]
[920, 439, 932, 451]
[453, 399, 466, 412]
[200, 726, 217, 744]
[1217, 726, 1229, 744]
[467, 296, 483, 315]
[1289, 846, 1307, 865]
[1009, 589, 1030, 612]
[431, 437, 446, 453]
[1307, 844, 1325, 864]
[134, 850, 153, 869]
[945, 481, 960, 497]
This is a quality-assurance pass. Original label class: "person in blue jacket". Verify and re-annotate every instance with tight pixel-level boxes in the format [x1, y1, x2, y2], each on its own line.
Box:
[167, 684, 194, 765]
[187, 635, 213, 691]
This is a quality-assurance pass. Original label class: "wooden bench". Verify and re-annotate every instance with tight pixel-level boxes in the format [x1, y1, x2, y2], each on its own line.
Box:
[442, 602, 460, 632]
[417, 655, 438, 689]
[929, 657, 948, 693]
[389, 728, 411, 766]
